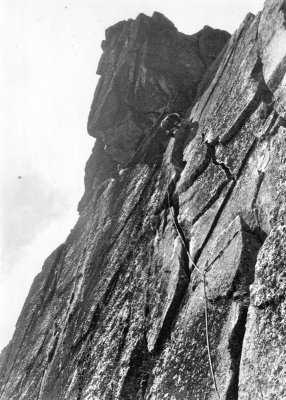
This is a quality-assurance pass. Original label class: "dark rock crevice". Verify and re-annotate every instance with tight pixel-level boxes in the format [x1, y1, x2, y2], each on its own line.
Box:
[114, 313, 131, 365]
[252, 294, 286, 310]
[277, 113, 286, 129]
[151, 236, 190, 356]
[217, 155, 235, 176]
[251, 170, 265, 226]
[268, 54, 286, 94]
[192, 177, 230, 226]
[177, 147, 211, 194]
[225, 304, 248, 400]
[167, 199, 190, 279]
[223, 224, 264, 399]
[129, 140, 193, 368]
[204, 231, 240, 276]
[225, 247, 264, 400]
[260, 111, 286, 143]
[119, 336, 151, 400]
[177, 130, 233, 200]
[76, 358, 85, 400]
[126, 113, 168, 168]
[193, 180, 236, 265]
[202, 220, 264, 400]
[151, 280, 189, 356]
[206, 141, 233, 180]
[148, 195, 191, 356]
[280, 1, 286, 26]
[71, 305, 101, 352]
[259, 110, 280, 141]
[193, 135, 259, 265]
[36, 370, 47, 400]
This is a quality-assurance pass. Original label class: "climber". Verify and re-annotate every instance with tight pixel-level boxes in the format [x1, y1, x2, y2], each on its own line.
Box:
[160, 113, 181, 136]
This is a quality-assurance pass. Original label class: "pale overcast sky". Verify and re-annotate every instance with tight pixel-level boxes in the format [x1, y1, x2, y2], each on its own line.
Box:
[0, 0, 264, 350]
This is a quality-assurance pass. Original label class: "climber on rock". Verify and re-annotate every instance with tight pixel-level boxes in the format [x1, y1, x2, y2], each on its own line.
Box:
[160, 112, 181, 137]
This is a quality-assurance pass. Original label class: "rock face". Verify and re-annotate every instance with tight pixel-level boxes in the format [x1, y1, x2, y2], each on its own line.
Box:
[1, 2, 286, 399]
[78, 12, 229, 211]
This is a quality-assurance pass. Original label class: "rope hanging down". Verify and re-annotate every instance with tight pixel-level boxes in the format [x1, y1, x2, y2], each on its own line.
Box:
[167, 192, 221, 400]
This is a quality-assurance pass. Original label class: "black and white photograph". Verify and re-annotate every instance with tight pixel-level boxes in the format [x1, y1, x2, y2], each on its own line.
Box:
[1, 0, 285, 398]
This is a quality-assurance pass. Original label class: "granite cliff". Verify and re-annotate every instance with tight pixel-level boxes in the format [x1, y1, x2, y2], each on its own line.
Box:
[1, 1, 286, 399]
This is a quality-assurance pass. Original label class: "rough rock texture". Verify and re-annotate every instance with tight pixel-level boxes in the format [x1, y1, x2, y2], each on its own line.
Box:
[78, 12, 229, 211]
[1, 2, 286, 399]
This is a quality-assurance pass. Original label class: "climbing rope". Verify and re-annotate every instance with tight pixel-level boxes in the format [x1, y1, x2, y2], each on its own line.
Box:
[167, 192, 221, 400]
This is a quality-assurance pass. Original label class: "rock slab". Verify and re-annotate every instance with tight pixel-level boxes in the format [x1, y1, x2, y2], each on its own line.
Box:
[1, 2, 286, 399]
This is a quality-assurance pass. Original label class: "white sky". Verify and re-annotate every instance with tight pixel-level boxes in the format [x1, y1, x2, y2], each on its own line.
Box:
[0, 0, 264, 351]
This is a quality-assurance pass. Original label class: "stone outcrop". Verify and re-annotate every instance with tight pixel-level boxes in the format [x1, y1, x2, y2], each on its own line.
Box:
[1, 1, 286, 399]
[78, 12, 229, 211]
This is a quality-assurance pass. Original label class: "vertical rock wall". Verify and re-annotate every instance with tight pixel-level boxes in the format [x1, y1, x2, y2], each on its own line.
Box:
[78, 12, 229, 211]
[0, 1, 286, 399]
